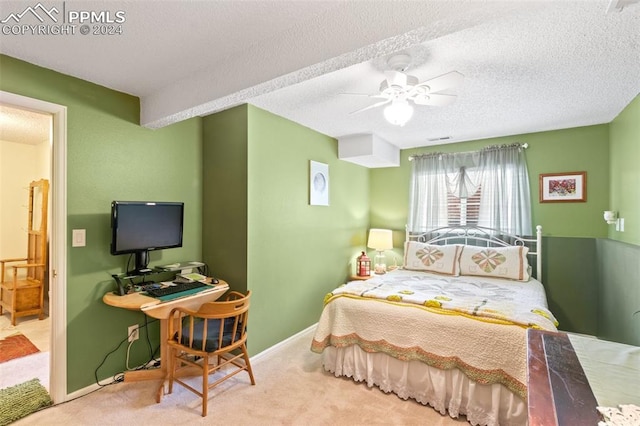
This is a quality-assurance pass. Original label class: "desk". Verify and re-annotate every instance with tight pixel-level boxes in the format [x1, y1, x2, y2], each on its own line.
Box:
[103, 280, 229, 401]
[527, 329, 640, 426]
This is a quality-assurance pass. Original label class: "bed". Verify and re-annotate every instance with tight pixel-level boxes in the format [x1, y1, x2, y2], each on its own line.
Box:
[311, 226, 558, 426]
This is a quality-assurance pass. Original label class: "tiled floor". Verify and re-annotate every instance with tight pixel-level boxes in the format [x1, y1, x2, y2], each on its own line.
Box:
[0, 313, 50, 351]
[0, 313, 50, 390]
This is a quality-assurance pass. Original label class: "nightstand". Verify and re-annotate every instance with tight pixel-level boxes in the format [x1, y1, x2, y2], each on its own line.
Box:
[349, 275, 372, 281]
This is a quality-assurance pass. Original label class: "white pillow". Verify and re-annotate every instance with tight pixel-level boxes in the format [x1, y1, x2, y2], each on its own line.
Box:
[459, 245, 530, 281]
[403, 242, 462, 276]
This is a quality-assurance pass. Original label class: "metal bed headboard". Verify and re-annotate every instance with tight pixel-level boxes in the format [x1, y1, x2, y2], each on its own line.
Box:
[405, 225, 543, 282]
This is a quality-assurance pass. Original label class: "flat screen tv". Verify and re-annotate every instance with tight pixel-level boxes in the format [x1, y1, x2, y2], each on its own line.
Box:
[110, 201, 184, 274]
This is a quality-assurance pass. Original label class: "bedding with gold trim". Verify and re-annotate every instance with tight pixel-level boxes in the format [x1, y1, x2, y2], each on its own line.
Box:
[311, 227, 557, 426]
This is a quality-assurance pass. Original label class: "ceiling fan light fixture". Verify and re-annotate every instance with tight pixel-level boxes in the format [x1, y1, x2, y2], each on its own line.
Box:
[384, 100, 414, 126]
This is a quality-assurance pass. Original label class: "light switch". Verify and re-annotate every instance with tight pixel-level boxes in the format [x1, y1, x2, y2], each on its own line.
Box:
[72, 229, 86, 247]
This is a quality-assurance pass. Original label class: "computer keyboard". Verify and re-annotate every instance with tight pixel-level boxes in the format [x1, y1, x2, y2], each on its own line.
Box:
[145, 281, 209, 298]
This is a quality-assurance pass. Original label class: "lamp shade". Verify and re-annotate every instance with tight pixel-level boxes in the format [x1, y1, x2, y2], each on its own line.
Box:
[367, 229, 393, 251]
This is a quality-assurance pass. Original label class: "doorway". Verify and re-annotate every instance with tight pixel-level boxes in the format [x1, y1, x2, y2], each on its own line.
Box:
[0, 104, 51, 391]
[0, 91, 67, 403]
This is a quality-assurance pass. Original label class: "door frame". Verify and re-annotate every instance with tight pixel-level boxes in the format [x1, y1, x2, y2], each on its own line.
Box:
[0, 90, 67, 403]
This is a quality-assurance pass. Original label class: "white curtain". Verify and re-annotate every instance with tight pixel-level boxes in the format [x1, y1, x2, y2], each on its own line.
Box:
[407, 153, 447, 232]
[476, 144, 532, 235]
[407, 144, 532, 235]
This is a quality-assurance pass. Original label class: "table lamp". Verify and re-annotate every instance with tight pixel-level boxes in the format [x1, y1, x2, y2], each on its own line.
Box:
[367, 229, 393, 274]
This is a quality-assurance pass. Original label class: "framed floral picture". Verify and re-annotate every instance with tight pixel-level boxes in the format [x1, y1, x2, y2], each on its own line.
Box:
[539, 171, 586, 203]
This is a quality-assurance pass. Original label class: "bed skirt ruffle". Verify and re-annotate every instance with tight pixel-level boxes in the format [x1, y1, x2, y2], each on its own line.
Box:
[322, 345, 527, 426]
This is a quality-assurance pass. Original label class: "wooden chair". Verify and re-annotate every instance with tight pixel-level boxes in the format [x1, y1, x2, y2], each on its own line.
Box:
[0, 179, 49, 326]
[166, 290, 255, 416]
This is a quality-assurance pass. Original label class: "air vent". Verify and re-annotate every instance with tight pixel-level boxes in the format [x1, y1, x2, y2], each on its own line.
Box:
[427, 136, 452, 142]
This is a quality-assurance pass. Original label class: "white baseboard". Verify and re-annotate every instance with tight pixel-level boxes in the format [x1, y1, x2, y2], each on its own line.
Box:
[250, 323, 317, 363]
[66, 382, 102, 401]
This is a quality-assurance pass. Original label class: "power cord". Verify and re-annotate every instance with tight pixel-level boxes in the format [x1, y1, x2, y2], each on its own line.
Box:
[94, 315, 160, 386]
[127, 314, 160, 371]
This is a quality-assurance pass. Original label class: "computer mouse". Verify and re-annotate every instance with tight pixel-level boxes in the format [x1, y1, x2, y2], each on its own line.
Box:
[211, 278, 219, 284]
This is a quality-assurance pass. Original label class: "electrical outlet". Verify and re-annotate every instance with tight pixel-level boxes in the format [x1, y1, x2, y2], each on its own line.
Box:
[128, 324, 139, 342]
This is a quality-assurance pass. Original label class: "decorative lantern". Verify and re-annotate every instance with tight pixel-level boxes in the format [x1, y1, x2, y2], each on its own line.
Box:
[356, 251, 371, 277]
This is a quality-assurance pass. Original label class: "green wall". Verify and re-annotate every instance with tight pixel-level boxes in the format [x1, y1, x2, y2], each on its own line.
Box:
[371, 124, 610, 239]
[598, 239, 640, 345]
[542, 237, 598, 335]
[600, 93, 640, 345]
[202, 105, 370, 355]
[609, 93, 640, 245]
[202, 105, 249, 293]
[371, 125, 611, 272]
[0, 55, 203, 393]
[370, 125, 611, 336]
[1, 54, 369, 394]
[246, 105, 369, 354]
[1, 51, 637, 395]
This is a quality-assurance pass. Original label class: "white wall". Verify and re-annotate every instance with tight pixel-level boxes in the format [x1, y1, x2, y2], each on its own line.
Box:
[36, 138, 52, 183]
[0, 139, 50, 260]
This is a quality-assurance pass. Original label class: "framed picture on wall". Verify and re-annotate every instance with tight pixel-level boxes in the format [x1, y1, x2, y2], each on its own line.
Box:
[309, 160, 329, 206]
[539, 171, 587, 203]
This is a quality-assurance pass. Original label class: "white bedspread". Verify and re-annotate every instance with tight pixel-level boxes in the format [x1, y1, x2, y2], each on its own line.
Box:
[311, 269, 558, 400]
[327, 270, 558, 331]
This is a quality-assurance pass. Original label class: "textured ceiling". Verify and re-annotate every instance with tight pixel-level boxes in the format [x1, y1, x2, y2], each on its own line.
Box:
[0, 104, 50, 145]
[0, 0, 639, 150]
[250, 1, 640, 149]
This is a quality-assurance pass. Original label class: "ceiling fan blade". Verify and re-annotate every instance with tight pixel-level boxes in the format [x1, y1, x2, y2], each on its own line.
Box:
[349, 99, 392, 114]
[384, 70, 408, 88]
[416, 71, 464, 94]
[412, 93, 457, 106]
[340, 92, 387, 99]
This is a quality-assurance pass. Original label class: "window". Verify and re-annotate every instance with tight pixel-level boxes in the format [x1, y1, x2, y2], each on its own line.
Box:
[407, 144, 532, 235]
[447, 185, 481, 226]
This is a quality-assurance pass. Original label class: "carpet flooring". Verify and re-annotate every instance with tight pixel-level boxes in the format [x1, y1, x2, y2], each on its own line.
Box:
[0, 333, 39, 364]
[13, 327, 469, 425]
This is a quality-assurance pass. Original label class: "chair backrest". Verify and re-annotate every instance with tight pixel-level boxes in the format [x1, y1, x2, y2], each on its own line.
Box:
[171, 290, 251, 354]
[27, 179, 49, 283]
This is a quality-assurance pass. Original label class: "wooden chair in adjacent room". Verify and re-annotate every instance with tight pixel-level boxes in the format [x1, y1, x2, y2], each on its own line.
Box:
[165, 290, 255, 416]
[0, 179, 49, 326]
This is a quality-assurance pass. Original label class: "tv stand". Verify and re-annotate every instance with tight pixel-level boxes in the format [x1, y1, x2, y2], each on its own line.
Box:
[127, 267, 153, 276]
[111, 261, 206, 296]
[112, 272, 155, 296]
[133, 250, 150, 274]
[156, 261, 205, 272]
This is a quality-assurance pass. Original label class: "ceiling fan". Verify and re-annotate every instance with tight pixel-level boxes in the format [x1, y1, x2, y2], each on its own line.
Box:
[346, 54, 464, 126]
